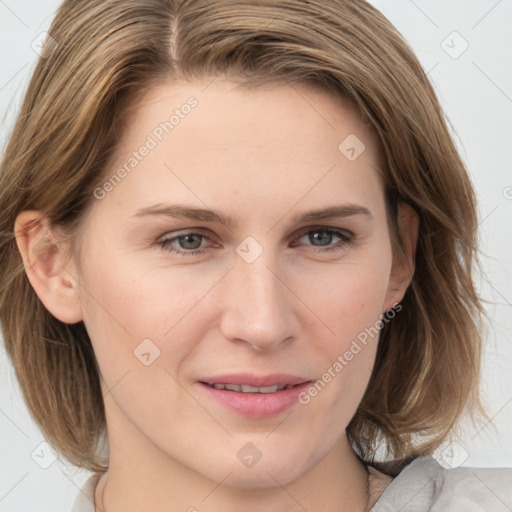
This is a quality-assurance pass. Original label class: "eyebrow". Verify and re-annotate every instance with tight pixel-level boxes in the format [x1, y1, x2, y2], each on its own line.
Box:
[133, 203, 373, 228]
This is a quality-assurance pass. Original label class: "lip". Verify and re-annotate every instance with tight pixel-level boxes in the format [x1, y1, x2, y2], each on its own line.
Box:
[196, 373, 312, 418]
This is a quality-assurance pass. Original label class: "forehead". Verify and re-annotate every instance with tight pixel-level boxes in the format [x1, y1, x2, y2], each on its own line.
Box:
[95, 77, 386, 222]
[123, 76, 379, 155]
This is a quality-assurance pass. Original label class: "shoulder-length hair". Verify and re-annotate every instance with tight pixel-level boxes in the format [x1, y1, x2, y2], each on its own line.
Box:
[0, 0, 487, 475]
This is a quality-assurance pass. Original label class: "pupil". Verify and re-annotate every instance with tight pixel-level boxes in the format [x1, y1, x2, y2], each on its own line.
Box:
[311, 230, 331, 246]
[180, 234, 202, 250]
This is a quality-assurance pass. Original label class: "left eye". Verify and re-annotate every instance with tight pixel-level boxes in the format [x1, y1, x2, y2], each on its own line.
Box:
[292, 228, 354, 252]
[157, 227, 354, 256]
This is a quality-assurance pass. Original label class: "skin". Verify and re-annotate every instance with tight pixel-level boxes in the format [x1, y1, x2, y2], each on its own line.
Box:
[15, 78, 418, 512]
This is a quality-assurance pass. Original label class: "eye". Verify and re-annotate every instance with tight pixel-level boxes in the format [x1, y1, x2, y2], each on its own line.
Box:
[157, 226, 355, 257]
[157, 231, 215, 256]
[291, 227, 355, 253]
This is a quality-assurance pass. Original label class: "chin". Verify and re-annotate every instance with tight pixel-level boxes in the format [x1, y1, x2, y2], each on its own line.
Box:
[192, 445, 317, 490]
[223, 462, 307, 489]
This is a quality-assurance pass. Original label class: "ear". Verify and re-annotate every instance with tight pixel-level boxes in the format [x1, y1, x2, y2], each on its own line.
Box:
[14, 210, 83, 324]
[383, 202, 419, 311]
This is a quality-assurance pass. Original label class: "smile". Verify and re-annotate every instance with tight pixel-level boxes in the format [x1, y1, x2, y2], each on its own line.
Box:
[204, 383, 294, 393]
[196, 374, 313, 418]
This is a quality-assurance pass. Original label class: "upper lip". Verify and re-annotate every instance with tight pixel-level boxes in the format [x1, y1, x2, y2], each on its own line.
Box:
[199, 373, 310, 387]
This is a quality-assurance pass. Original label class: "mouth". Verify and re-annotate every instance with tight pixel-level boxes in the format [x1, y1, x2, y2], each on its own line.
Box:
[200, 382, 303, 393]
[196, 374, 313, 418]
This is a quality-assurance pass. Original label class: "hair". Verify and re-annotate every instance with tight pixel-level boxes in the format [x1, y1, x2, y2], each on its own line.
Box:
[0, 0, 488, 476]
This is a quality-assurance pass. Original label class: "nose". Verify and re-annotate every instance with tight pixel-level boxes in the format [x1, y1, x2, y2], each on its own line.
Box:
[218, 251, 299, 352]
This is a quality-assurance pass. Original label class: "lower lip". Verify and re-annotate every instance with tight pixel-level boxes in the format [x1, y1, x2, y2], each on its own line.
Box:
[197, 381, 312, 418]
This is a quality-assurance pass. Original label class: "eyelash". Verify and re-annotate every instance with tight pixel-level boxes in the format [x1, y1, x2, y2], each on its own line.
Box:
[157, 227, 355, 257]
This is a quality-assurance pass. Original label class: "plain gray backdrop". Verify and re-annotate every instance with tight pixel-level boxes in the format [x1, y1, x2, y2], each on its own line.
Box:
[1, 1, 511, 510]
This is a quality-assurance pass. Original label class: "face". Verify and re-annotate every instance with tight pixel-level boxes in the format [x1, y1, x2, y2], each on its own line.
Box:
[64, 78, 406, 487]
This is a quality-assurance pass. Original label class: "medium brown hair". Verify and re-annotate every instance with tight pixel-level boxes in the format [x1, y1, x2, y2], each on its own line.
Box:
[0, 0, 487, 475]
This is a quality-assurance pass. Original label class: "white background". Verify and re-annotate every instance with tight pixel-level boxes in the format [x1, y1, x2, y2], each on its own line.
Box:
[1, 0, 511, 510]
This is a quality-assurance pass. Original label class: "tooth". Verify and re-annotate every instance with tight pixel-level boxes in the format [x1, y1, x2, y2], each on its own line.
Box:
[211, 383, 288, 393]
[225, 384, 242, 392]
[258, 385, 279, 393]
[241, 384, 261, 393]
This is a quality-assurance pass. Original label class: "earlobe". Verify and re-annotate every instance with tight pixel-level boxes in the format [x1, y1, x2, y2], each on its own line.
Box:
[14, 210, 83, 324]
[383, 202, 419, 311]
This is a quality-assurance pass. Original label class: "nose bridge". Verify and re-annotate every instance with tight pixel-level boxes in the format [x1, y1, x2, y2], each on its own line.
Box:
[219, 246, 296, 350]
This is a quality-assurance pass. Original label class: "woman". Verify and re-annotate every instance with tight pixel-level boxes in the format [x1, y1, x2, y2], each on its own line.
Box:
[0, 1, 510, 511]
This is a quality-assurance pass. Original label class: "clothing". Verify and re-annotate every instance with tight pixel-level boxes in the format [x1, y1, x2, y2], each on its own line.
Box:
[71, 456, 512, 511]
[368, 456, 512, 511]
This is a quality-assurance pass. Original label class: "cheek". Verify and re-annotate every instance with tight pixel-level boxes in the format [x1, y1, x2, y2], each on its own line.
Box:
[305, 248, 392, 350]
[78, 251, 226, 390]
[296, 245, 392, 406]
